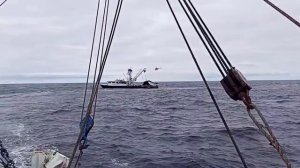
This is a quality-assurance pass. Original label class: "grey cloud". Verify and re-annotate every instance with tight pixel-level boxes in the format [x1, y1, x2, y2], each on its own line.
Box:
[0, 0, 299, 83]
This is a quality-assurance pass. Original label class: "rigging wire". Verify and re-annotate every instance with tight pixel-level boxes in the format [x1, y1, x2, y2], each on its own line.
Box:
[263, 0, 300, 28]
[91, 0, 109, 119]
[248, 105, 291, 168]
[186, 0, 233, 68]
[177, 0, 226, 77]
[80, 0, 102, 121]
[0, 0, 8, 7]
[166, 1, 248, 167]
[68, 0, 123, 167]
[92, 0, 110, 118]
[180, 1, 292, 166]
[74, 0, 110, 167]
[92, 0, 110, 121]
[83, 0, 122, 121]
[98, 0, 123, 78]
[84, 0, 123, 113]
[91, 0, 109, 101]
[181, 0, 230, 73]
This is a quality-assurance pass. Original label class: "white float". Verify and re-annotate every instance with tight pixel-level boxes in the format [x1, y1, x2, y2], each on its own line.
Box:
[31, 150, 69, 168]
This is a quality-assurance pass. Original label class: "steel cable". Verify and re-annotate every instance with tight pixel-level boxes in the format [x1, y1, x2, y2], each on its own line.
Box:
[166, 1, 248, 167]
[80, 0, 102, 121]
[263, 0, 300, 28]
[68, 1, 123, 167]
[177, 0, 226, 77]
[0, 0, 8, 7]
[187, 0, 233, 68]
[182, 0, 230, 73]
[247, 104, 291, 168]
[74, 0, 110, 167]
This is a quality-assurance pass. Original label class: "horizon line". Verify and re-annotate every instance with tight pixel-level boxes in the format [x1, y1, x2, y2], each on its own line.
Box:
[1, 79, 299, 85]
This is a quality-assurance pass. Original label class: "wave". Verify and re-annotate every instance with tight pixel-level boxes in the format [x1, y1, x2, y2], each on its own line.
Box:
[111, 158, 129, 167]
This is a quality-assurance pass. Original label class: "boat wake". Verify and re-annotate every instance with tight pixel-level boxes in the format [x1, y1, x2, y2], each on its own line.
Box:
[2, 123, 34, 168]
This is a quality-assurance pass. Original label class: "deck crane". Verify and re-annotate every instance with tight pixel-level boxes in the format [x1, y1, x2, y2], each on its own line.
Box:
[132, 68, 146, 82]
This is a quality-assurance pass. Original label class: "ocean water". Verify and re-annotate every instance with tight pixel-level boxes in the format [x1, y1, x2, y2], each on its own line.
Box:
[0, 81, 299, 168]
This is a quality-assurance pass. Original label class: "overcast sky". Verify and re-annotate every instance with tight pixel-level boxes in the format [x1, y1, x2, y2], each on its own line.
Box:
[0, 0, 299, 83]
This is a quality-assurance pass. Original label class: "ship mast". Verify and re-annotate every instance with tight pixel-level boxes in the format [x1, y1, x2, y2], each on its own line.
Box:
[127, 68, 133, 85]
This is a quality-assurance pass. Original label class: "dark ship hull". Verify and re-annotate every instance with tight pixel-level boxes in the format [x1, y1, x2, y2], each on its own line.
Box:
[100, 84, 158, 89]
[101, 80, 158, 89]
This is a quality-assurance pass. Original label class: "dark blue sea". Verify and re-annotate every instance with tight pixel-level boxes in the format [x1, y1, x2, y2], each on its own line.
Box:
[0, 81, 299, 168]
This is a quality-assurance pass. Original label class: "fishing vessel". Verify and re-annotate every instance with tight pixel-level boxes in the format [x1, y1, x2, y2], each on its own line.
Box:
[100, 68, 159, 89]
